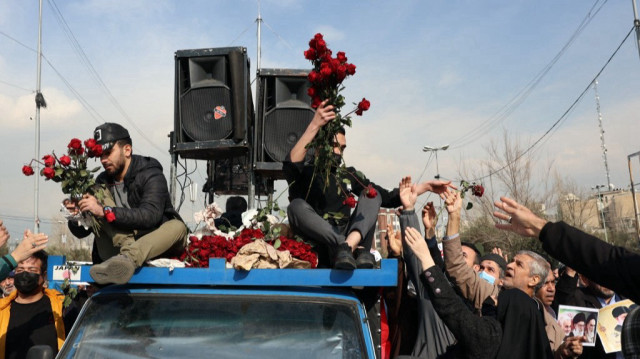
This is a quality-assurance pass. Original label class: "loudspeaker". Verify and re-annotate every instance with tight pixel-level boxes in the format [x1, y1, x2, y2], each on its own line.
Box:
[202, 156, 270, 197]
[254, 68, 315, 178]
[173, 47, 253, 159]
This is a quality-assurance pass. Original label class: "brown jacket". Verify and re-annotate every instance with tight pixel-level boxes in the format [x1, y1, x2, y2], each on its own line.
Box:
[442, 237, 564, 353]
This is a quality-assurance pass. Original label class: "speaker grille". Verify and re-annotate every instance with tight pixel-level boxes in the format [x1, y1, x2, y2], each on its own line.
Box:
[180, 86, 233, 141]
[264, 107, 314, 162]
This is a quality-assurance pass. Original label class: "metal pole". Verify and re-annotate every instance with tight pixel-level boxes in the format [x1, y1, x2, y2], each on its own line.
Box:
[33, 0, 44, 234]
[595, 185, 609, 243]
[629, 151, 640, 242]
[593, 80, 612, 189]
[434, 150, 440, 179]
[632, 0, 640, 61]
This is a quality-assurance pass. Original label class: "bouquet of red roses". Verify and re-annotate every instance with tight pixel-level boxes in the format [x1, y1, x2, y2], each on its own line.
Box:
[23, 138, 108, 229]
[22, 138, 103, 200]
[304, 33, 371, 192]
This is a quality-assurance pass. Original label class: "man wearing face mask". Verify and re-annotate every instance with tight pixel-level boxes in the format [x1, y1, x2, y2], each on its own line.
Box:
[0, 250, 65, 358]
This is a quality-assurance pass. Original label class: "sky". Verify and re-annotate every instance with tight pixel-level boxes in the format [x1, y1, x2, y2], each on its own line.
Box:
[1, 0, 639, 240]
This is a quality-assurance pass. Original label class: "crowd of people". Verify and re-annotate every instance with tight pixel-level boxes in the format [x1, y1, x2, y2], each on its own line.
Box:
[3, 114, 639, 358]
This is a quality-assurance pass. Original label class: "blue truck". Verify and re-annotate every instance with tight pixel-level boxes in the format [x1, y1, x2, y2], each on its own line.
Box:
[42, 255, 398, 359]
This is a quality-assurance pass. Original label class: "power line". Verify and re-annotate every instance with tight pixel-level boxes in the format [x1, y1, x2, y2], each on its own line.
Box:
[46, 0, 167, 158]
[471, 26, 635, 184]
[448, 0, 610, 150]
[0, 79, 33, 93]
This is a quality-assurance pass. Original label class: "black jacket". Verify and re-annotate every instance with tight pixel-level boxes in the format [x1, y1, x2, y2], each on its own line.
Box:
[283, 157, 400, 225]
[540, 221, 640, 304]
[68, 155, 182, 238]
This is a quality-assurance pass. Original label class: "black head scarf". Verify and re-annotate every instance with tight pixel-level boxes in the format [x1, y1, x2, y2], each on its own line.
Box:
[495, 288, 553, 359]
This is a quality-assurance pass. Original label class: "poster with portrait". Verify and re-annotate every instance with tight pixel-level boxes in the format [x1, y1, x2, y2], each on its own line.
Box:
[557, 305, 599, 347]
[597, 299, 636, 354]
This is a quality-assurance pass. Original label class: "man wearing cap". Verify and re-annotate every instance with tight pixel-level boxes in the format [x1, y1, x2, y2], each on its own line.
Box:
[66, 123, 187, 284]
[478, 253, 507, 286]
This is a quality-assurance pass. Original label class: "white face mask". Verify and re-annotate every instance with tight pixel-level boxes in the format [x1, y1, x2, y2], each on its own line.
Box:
[478, 270, 496, 285]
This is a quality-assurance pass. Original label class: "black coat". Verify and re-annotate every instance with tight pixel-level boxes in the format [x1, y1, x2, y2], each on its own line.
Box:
[69, 155, 182, 238]
[540, 221, 640, 304]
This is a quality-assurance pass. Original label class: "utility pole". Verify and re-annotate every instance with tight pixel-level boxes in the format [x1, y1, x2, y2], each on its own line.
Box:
[593, 80, 612, 190]
[593, 185, 609, 243]
[629, 151, 640, 243]
[632, 0, 640, 61]
[33, 0, 45, 233]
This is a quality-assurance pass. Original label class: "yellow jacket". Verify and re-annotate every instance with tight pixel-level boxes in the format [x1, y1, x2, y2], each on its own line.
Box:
[0, 288, 66, 356]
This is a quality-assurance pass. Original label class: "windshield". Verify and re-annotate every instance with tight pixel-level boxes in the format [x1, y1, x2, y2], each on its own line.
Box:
[59, 293, 366, 359]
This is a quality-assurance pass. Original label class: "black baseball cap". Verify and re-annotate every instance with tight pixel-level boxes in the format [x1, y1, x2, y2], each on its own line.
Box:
[94, 123, 130, 151]
[480, 253, 507, 273]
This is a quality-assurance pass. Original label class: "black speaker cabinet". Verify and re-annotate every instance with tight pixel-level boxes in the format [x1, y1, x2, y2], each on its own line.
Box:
[173, 47, 253, 160]
[254, 68, 315, 179]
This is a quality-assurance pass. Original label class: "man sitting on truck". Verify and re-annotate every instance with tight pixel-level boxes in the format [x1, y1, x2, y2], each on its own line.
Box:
[0, 250, 66, 358]
[284, 100, 453, 269]
[65, 122, 188, 284]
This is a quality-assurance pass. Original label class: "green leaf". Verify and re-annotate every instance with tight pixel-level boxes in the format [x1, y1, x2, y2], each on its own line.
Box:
[466, 202, 473, 210]
[323, 213, 329, 219]
[342, 178, 351, 184]
[273, 238, 281, 249]
[79, 170, 88, 177]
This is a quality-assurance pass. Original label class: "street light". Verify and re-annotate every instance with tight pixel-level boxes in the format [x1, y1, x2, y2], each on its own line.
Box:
[422, 144, 449, 179]
[592, 184, 609, 243]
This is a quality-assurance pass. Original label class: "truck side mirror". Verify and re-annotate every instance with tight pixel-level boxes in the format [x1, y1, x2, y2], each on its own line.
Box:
[26, 345, 54, 359]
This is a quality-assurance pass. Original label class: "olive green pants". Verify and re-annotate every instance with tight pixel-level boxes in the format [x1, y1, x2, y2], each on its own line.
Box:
[94, 191, 187, 267]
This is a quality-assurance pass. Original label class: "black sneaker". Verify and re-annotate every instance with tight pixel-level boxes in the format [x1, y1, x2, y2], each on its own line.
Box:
[355, 248, 376, 269]
[334, 243, 356, 270]
[89, 254, 136, 285]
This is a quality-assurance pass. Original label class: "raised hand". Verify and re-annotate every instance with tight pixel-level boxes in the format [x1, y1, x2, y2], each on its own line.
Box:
[493, 196, 549, 238]
[12, 230, 48, 263]
[0, 220, 9, 248]
[491, 247, 508, 263]
[311, 100, 336, 128]
[415, 180, 457, 196]
[386, 223, 402, 257]
[442, 189, 462, 215]
[422, 202, 437, 238]
[399, 176, 418, 211]
[404, 227, 435, 270]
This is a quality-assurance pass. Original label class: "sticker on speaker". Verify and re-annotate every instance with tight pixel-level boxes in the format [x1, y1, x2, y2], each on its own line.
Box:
[214, 106, 227, 120]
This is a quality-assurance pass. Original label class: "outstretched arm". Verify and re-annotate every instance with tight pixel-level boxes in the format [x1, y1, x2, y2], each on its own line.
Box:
[289, 100, 335, 163]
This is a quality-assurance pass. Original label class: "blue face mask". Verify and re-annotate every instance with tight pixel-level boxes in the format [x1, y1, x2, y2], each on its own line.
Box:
[478, 270, 496, 285]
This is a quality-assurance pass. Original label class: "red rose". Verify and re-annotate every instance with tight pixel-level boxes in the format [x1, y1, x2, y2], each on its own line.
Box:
[336, 51, 347, 63]
[315, 39, 327, 54]
[91, 144, 103, 157]
[320, 63, 332, 78]
[311, 96, 322, 109]
[198, 249, 211, 259]
[84, 138, 97, 149]
[343, 194, 357, 209]
[330, 58, 341, 70]
[304, 48, 317, 61]
[366, 185, 377, 198]
[346, 63, 356, 75]
[67, 138, 82, 150]
[22, 165, 34, 176]
[472, 184, 484, 197]
[42, 155, 55, 167]
[308, 71, 320, 83]
[355, 98, 371, 116]
[58, 155, 71, 166]
[307, 87, 316, 97]
[336, 65, 347, 82]
[42, 167, 55, 180]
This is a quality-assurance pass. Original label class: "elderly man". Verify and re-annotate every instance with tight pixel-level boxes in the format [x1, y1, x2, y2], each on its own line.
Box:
[441, 190, 580, 358]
